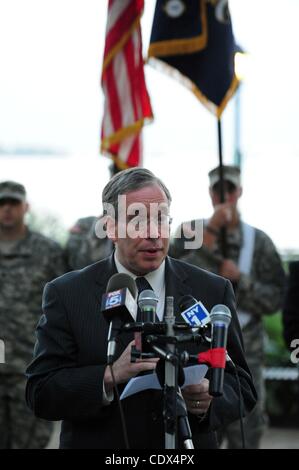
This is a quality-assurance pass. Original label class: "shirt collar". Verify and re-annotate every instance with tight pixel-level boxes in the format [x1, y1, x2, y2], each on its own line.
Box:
[114, 252, 165, 296]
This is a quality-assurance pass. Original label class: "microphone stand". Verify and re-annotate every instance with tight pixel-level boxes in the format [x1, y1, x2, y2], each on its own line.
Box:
[163, 297, 194, 450]
[177, 389, 194, 450]
[164, 297, 177, 449]
[128, 313, 203, 449]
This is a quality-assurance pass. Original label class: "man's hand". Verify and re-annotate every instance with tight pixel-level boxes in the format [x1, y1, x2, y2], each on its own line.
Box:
[208, 203, 233, 230]
[219, 259, 241, 282]
[182, 379, 213, 416]
[104, 340, 159, 393]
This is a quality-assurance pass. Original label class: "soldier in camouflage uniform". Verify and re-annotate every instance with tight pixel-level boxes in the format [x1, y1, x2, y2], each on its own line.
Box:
[170, 165, 285, 449]
[65, 215, 113, 270]
[0, 181, 67, 448]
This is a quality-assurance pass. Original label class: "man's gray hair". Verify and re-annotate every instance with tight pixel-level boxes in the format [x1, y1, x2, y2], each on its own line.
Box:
[102, 167, 172, 216]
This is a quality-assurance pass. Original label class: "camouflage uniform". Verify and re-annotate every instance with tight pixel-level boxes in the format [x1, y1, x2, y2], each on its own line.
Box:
[170, 221, 285, 448]
[0, 229, 67, 448]
[65, 216, 113, 270]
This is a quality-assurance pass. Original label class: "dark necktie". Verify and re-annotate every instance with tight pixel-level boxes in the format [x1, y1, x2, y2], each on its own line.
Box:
[135, 276, 153, 295]
[135, 277, 157, 322]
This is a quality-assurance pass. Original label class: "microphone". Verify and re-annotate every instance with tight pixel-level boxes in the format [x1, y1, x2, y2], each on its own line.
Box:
[101, 273, 137, 365]
[209, 304, 232, 397]
[179, 295, 210, 327]
[138, 289, 158, 323]
[135, 289, 158, 354]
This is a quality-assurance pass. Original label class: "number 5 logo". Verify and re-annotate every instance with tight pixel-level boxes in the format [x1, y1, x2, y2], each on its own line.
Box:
[290, 339, 299, 364]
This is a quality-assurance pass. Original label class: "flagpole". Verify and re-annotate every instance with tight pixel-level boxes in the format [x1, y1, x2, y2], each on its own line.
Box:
[217, 118, 227, 258]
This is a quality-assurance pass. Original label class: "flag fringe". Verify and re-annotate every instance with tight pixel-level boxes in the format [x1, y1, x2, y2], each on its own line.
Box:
[148, 57, 239, 118]
[101, 116, 153, 149]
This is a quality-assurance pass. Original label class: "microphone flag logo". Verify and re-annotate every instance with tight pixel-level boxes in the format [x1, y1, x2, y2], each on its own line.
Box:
[181, 302, 210, 326]
[104, 290, 123, 309]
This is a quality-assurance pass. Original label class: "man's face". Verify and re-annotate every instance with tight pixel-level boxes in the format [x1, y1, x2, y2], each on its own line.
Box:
[107, 184, 171, 276]
[209, 181, 242, 208]
[0, 198, 28, 230]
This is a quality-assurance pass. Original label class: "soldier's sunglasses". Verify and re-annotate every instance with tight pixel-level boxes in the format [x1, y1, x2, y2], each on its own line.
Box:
[212, 181, 237, 194]
[0, 198, 22, 206]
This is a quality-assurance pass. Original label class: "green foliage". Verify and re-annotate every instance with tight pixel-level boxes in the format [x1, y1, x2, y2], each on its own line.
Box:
[263, 312, 290, 366]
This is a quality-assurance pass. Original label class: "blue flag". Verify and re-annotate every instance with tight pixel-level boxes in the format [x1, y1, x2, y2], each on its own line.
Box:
[148, 0, 239, 117]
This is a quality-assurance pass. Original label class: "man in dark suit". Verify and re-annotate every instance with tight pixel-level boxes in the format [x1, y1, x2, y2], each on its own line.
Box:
[26, 168, 256, 449]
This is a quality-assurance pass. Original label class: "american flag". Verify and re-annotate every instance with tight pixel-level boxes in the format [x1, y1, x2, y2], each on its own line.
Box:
[101, 0, 153, 169]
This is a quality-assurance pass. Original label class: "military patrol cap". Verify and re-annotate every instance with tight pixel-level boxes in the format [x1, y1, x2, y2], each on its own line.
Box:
[0, 181, 26, 202]
[208, 165, 241, 188]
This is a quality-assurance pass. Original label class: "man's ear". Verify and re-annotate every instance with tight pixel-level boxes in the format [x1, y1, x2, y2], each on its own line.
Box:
[237, 186, 243, 198]
[106, 216, 117, 242]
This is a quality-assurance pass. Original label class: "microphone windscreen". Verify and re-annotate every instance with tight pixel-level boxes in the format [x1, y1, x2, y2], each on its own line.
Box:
[138, 289, 158, 309]
[179, 295, 197, 312]
[210, 304, 231, 326]
[106, 273, 137, 298]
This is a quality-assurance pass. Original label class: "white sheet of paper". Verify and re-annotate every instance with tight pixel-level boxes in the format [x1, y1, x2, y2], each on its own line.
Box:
[120, 364, 208, 400]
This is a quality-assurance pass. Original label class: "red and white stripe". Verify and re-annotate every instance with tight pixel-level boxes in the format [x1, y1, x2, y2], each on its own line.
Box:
[101, 0, 153, 169]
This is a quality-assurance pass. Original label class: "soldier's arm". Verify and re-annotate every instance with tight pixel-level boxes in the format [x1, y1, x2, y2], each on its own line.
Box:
[64, 218, 90, 270]
[49, 242, 68, 279]
[237, 230, 286, 316]
[170, 223, 221, 276]
[170, 220, 219, 261]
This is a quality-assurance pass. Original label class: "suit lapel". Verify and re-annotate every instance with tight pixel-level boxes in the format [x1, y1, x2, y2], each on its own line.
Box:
[165, 257, 192, 319]
[94, 254, 117, 305]
[95, 254, 136, 352]
[93, 254, 118, 342]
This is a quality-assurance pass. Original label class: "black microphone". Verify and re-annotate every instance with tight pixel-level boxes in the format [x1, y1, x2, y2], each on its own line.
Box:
[101, 273, 137, 365]
[179, 295, 210, 327]
[179, 295, 197, 311]
[209, 304, 232, 397]
[138, 289, 158, 323]
[135, 289, 158, 354]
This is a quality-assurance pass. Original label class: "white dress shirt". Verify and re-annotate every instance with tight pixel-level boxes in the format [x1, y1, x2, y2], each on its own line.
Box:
[114, 252, 166, 321]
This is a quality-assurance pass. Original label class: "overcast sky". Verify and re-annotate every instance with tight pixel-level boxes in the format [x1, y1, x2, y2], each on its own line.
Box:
[0, 0, 298, 251]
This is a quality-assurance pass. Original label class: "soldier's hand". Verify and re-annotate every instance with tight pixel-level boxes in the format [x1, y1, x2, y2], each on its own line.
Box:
[220, 259, 241, 282]
[208, 203, 233, 230]
[104, 341, 159, 393]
